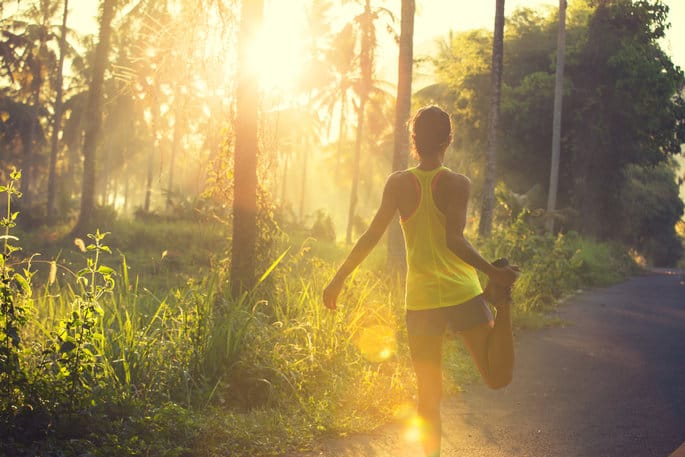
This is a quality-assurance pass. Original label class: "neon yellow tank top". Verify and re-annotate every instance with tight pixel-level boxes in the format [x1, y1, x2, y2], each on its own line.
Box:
[400, 166, 483, 310]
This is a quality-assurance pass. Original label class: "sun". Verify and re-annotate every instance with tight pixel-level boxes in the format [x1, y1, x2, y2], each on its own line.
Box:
[247, 0, 309, 93]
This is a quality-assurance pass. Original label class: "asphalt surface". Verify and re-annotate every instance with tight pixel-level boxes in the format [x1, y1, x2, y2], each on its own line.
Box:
[287, 270, 685, 457]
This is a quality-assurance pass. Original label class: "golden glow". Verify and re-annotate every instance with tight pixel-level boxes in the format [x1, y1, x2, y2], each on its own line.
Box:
[245, 1, 309, 93]
[403, 415, 425, 443]
[393, 401, 416, 420]
[355, 324, 397, 363]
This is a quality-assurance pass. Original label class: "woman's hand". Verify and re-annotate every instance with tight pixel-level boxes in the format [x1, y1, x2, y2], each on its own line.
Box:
[484, 260, 520, 306]
[489, 263, 520, 287]
[323, 276, 344, 310]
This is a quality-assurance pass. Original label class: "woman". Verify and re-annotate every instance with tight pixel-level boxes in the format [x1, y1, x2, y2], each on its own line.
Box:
[323, 105, 519, 457]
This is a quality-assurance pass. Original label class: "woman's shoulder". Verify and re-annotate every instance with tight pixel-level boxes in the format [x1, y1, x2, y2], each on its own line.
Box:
[387, 169, 416, 183]
[440, 168, 471, 188]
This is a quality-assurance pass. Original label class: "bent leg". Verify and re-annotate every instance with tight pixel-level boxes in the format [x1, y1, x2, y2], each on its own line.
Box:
[460, 303, 514, 389]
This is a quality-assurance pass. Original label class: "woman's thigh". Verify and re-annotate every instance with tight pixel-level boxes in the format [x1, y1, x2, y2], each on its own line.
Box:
[406, 309, 447, 404]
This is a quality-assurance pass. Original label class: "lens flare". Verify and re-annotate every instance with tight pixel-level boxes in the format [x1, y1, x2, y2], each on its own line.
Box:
[355, 324, 397, 363]
[403, 415, 425, 443]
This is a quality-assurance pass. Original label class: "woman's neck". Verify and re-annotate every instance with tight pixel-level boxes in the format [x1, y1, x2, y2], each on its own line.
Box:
[417, 156, 443, 170]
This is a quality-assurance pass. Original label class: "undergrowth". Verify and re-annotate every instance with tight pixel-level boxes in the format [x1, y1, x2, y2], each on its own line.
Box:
[477, 212, 639, 321]
[1, 176, 637, 456]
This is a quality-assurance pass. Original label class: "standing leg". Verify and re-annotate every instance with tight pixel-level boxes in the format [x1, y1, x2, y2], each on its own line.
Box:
[460, 301, 514, 389]
[408, 330, 444, 457]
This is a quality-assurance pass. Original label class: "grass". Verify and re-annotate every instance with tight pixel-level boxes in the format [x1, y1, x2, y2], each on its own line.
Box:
[2, 207, 640, 457]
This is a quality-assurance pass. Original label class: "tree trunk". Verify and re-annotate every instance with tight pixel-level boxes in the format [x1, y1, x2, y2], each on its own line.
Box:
[546, 0, 567, 233]
[387, 0, 415, 274]
[20, 101, 37, 210]
[144, 101, 159, 213]
[478, 0, 505, 238]
[167, 97, 183, 210]
[281, 151, 289, 206]
[298, 144, 309, 222]
[123, 169, 130, 212]
[73, 0, 115, 236]
[346, 98, 365, 245]
[47, 0, 69, 225]
[230, 0, 263, 296]
[334, 93, 347, 183]
[345, 0, 373, 245]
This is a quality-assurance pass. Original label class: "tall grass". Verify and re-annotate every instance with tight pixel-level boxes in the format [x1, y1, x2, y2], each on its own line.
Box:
[6, 228, 413, 456]
[3, 206, 639, 456]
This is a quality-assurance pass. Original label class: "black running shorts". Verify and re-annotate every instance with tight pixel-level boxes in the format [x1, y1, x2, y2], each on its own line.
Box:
[405, 294, 494, 337]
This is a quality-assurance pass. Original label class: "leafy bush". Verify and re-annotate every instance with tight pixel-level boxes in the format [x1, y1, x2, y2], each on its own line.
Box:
[478, 212, 638, 313]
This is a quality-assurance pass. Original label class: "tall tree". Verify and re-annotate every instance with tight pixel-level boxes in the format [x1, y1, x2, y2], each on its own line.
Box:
[1, 1, 59, 211]
[545, 0, 566, 232]
[345, 0, 372, 244]
[345, 0, 392, 244]
[387, 0, 414, 272]
[72, 0, 116, 235]
[315, 22, 356, 180]
[478, 0, 505, 237]
[46, 0, 69, 224]
[230, 0, 263, 296]
[567, 0, 684, 239]
[0, 17, 49, 190]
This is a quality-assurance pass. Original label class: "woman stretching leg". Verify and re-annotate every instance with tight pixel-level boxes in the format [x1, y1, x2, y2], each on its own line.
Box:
[323, 105, 519, 457]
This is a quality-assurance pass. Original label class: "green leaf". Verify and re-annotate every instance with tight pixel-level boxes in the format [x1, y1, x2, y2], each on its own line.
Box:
[7, 327, 20, 345]
[97, 265, 115, 275]
[255, 247, 291, 287]
[59, 341, 76, 354]
[13, 273, 32, 297]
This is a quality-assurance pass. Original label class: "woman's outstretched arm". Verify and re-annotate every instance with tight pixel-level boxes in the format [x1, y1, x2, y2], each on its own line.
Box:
[323, 174, 399, 310]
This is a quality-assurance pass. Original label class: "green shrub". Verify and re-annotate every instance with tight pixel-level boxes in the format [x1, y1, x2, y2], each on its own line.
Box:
[478, 212, 637, 312]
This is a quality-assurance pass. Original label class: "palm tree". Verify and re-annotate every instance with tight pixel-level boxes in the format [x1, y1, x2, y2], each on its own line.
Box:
[546, 0, 567, 232]
[46, 0, 69, 224]
[345, 0, 394, 244]
[73, 0, 116, 235]
[1, 1, 59, 211]
[230, 0, 263, 296]
[315, 22, 357, 181]
[387, 0, 414, 273]
[478, 0, 505, 237]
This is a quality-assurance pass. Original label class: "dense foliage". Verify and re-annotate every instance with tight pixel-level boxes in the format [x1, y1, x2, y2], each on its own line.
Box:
[426, 0, 685, 265]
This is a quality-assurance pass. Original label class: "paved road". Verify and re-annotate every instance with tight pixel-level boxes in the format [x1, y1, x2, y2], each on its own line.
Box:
[289, 270, 685, 456]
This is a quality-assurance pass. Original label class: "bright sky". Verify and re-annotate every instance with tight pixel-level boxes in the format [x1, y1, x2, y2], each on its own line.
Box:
[45, 0, 685, 72]
[414, 0, 685, 69]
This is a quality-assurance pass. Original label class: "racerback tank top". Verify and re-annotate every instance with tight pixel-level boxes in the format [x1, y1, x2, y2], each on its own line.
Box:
[400, 166, 483, 310]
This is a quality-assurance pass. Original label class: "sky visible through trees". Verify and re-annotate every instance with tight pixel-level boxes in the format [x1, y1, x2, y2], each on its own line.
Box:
[0, 0, 682, 248]
[53, 0, 685, 203]
[18, 1, 683, 136]
[53, 0, 685, 76]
